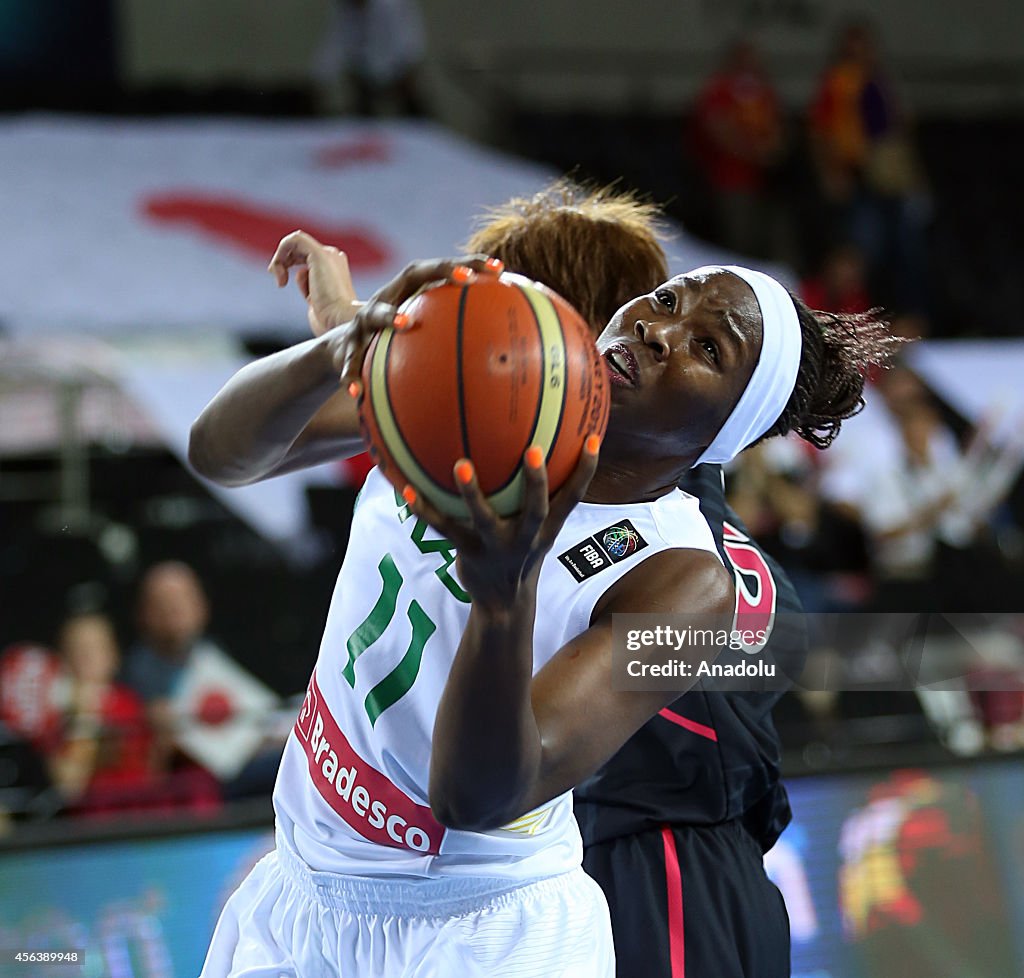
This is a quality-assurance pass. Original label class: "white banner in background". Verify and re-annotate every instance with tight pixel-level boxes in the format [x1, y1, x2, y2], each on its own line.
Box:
[114, 344, 341, 545]
[0, 116, 771, 339]
[0, 117, 542, 337]
[908, 340, 1024, 445]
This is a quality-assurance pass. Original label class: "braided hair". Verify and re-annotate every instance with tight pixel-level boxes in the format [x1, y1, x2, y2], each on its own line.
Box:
[763, 296, 903, 450]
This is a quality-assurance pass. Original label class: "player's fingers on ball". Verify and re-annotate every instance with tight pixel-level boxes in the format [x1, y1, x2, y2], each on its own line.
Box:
[339, 329, 375, 379]
[573, 433, 602, 488]
[450, 255, 502, 283]
[355, 300, 401, 337]
[454, 460, 499, 539]
[547, 435, 600, 527]
[376, 259, 457, 307]
[338, 343, 366, 383]
[449, 264, 477, 285]
[480, 255, 504, 276]
[448, 255, 495, 284]
[520, 446, 549, 536]
[338, 358, 356, 387]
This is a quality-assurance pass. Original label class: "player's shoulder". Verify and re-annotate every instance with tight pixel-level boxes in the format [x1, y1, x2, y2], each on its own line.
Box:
[561, 488, 718, 559]
[648, 487, 719, 542]
[547, 490, 722, 605]
[593, 545, 733, 622]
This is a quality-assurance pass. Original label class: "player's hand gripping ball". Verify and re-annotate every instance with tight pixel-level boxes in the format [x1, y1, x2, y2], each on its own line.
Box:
[358, 271, 609, 518]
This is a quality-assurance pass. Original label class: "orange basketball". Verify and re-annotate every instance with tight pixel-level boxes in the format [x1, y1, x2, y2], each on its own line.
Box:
[359, 272, 610, 518]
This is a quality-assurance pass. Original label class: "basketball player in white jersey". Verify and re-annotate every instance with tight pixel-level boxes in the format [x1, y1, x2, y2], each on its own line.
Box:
[191, 235, 894, 977]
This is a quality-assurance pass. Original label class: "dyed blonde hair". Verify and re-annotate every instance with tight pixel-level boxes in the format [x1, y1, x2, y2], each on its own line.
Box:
[465, 180, 669, 335]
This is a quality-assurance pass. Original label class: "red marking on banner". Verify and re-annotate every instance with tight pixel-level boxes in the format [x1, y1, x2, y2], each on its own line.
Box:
[295, 672, 445, 855]
[141, 194, 391, 269]
[313, 136, 392, 168]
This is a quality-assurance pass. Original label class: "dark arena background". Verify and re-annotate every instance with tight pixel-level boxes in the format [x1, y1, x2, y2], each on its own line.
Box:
[1, 1, 1023, 976]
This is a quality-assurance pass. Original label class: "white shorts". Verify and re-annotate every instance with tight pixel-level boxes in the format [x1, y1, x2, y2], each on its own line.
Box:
[199, 835, 614, 978]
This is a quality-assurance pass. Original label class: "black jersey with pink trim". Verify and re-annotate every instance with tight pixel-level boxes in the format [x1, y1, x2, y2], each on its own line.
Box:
[574, 463, 806, 853]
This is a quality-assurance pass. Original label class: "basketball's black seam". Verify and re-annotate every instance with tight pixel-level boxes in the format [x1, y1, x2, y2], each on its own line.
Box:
[383, 331, 457, 497]
[455, 284, 473, 462]
[488, 284, 561, 495]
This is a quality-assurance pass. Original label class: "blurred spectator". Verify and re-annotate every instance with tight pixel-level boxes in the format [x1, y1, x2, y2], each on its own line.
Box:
[856, 368, 964, 607]
[124, 561, 218, 706]
[799, 242, 873, 315]
[814, 361, 1024, 615]
[728, 440, 872, 611]
[48, 613, 156, 812]
[313, 0, 428, 117]
[691, 38, 791, 260]
[123, 561, 285, 801]
[808, 19, 930, 314]
[122, 562, 224, 802]
[852, 369, 1023, 610]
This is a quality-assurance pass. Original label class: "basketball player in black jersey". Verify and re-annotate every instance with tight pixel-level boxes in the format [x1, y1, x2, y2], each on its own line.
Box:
[190, 184, 883, 978]
[466, 185, 802, 978]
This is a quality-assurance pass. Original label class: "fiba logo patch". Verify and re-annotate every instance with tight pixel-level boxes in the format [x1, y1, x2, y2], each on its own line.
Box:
[558, 519, 648, 581]
[602, 525, 640, 558]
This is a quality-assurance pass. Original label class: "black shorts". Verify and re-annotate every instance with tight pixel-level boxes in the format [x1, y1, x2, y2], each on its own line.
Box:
[583, 820, 790, 978]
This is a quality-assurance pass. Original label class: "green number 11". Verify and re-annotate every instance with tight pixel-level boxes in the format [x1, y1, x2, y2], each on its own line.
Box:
[342, 554, 438, 725]
[341, 498, 470, 724]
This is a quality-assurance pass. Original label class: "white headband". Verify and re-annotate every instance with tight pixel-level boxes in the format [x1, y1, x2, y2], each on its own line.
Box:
[692, 265, 803, 466]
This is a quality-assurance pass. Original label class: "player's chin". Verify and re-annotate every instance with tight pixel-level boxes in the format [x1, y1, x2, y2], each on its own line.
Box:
[607, 373, 649, 411]
[606, 376, 640, 405]
[605, 391, 642, 433]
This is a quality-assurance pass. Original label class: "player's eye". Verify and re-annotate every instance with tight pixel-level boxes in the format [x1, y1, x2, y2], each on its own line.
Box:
[654, 288, 676, 311]
[700, 339, 720, 365]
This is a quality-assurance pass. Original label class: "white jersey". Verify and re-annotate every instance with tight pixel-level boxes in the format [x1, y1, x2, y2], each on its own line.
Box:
[273, 467, 719, 880]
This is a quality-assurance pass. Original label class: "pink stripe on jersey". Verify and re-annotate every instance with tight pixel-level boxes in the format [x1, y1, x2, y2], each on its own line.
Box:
[295, 671, 446, 855]
[657, 708, 719, 742]
[661, 826, 686, 978]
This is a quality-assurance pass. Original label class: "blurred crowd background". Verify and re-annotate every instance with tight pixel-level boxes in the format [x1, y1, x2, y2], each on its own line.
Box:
[2, 0, 1024, 833]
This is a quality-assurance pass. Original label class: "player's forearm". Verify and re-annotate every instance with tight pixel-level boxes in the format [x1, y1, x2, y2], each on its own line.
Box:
[188, 334, 361, 486]
[429, 588, 543, 832]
